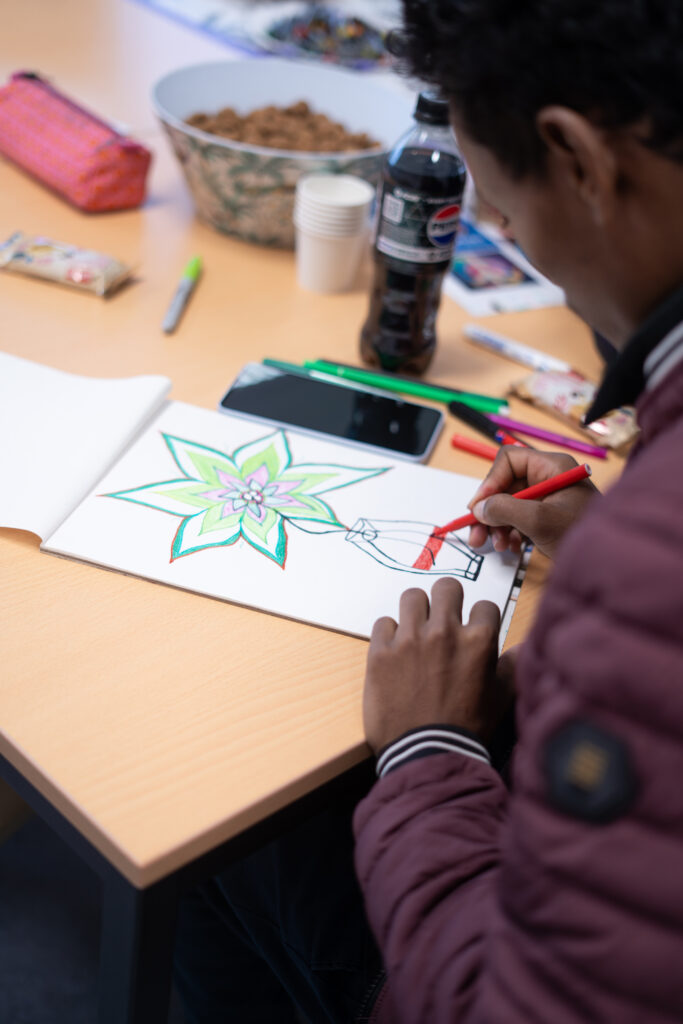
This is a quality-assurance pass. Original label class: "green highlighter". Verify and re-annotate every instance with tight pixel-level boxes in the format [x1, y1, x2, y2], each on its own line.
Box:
[162, 256, 202, 334]
[302, 359, 508, 413]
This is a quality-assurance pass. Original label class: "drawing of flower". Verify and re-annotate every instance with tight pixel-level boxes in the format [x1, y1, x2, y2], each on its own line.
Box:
[105, 430, 386, 566]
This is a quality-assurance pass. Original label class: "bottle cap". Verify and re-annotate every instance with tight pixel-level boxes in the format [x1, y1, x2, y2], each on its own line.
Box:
[414, 91, 450, 125]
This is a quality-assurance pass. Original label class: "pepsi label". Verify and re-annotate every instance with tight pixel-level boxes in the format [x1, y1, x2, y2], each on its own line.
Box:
[375, 183, 462, 265]
[427, 204, 461, 247]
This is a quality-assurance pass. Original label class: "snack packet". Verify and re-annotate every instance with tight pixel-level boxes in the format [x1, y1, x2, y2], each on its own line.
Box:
[510, 369, 639, 450]
[0, 231, 132, 296]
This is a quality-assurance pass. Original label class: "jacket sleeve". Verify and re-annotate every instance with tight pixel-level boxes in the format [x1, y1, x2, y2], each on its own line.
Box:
[354, 435, 683, 1024]
[354, 750, 508, 1022]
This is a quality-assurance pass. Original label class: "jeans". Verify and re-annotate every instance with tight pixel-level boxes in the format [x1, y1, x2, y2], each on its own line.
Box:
[173, 767, 384, 1024]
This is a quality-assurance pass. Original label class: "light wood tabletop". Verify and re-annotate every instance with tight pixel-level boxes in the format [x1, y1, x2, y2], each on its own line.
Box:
[0, 0, 624, 889]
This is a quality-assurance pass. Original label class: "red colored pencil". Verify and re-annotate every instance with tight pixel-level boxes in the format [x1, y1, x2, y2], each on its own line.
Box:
[433, 463, 592, 537]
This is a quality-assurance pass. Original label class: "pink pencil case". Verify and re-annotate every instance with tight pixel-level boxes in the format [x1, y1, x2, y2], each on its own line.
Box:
[0, 71, 152, 212]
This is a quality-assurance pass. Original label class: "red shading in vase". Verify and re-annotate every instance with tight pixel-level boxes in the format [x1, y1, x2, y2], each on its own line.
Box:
[412, 534, 445, 569]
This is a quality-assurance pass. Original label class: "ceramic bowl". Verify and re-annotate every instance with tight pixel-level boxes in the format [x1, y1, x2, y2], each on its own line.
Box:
[152, 58, 412, 247]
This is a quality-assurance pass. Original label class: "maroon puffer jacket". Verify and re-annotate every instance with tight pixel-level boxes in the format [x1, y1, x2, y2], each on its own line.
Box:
[354, 357, 683, 1023]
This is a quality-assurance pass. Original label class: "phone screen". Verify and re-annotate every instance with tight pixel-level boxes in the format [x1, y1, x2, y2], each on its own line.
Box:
[218, 365, 443, 461]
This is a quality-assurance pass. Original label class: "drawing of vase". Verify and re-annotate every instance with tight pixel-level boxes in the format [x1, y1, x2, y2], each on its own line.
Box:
[345, 518, 483, 580]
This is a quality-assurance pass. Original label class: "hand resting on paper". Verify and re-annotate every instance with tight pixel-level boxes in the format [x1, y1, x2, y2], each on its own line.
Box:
[467, 448, 599, 560]
[363, 578, 513, 753]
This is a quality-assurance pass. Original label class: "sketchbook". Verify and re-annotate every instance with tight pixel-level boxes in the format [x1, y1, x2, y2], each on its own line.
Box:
[0, 352, 521, 639]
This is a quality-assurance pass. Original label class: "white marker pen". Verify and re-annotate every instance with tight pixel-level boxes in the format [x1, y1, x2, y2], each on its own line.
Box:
[463, 324, 572, 374]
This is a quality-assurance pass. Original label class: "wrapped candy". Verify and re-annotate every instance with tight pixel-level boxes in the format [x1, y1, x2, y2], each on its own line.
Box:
[510, 369, 639, 450]
[0, 231, 132, 296]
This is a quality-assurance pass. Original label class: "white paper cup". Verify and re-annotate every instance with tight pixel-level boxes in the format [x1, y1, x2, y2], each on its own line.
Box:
[293, 174, 374, 292]
[295, 224, 369, 293]
[295, 190, 372, 215]
[293, 209, 367, 237]
[294, 202, 369, 230]
[296, 173, 376, 214]
[295, 175, 374, 229]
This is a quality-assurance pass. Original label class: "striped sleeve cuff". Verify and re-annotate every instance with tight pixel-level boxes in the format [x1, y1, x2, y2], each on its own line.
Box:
[375, 725, 491, 779]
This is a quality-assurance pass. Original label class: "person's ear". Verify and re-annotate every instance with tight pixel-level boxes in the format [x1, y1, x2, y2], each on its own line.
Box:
[536, 106, 618, 224]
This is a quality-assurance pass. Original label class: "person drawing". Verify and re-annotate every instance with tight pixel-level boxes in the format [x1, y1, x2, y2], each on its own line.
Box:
[353, 0, 683, 1020]
[174, 1, 683, 1020]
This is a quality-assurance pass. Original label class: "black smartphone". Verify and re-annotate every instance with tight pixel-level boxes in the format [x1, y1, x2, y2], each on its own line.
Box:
[218, 363, 444, 462]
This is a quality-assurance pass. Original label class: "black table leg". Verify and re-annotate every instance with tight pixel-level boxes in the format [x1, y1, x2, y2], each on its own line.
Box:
[1, 751, 375, 1023]
[98, 868, 178, 1024]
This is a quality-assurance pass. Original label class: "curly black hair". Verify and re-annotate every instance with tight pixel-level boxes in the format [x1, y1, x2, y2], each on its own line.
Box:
[397, 0, 683, 178]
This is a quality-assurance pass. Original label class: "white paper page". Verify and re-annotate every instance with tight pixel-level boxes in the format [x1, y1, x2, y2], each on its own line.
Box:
[0, 351, 171, 539]
[46, 402, 520, 639]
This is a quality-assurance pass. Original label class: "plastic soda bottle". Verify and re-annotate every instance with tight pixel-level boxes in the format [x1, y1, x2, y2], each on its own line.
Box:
[360, 92, 466, 373]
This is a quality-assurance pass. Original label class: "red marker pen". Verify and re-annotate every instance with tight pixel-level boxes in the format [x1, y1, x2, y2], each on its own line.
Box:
[450, 434, 499, 461]
[411, 464, 592, 570]
[434, 463, 592, 536]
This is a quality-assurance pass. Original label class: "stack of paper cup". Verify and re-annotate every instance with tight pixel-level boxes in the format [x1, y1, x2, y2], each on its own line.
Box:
[294, 174, 376, 293]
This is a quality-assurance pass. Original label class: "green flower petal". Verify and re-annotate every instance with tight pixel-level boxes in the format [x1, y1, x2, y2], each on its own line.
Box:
[199, 503, 244, 535]
[171, 510, 241, 560]
[239, 507, 287, 566]
[105, 479, 216, 517]
[163, 434, 241, 485]
[233, 430, 291, 481]
[239, 505, 278, 543]
[279, 492, 344, 527]
[278, 463, 388, 496]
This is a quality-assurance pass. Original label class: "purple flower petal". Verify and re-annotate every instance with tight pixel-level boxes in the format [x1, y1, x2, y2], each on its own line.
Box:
[217, 469, 246, 490]
[267, 479, 301, 497]
[246, 464, 271, 489]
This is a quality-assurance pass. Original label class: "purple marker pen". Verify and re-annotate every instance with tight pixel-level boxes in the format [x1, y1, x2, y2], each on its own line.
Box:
[488, 413, 608, 458]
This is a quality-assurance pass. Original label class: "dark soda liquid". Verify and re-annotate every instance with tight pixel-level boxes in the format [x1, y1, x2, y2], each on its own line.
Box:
[361, 148, 466, 374]
[384, 146, 466, 201]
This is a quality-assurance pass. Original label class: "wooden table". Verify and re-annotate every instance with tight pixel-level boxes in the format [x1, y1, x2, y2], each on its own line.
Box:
[0, 2, 624, 1021]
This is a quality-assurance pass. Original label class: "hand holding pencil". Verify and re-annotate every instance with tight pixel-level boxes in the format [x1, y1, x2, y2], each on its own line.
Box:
[467, 448, 599, 560]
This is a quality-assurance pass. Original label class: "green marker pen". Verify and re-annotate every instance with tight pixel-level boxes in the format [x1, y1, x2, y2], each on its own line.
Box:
[162, 256, 202, 334]
[261, 358, 315, 377]
[303, 360, 507, 414]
